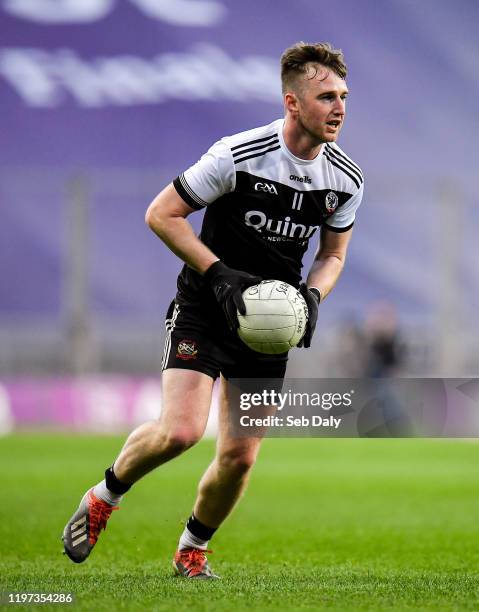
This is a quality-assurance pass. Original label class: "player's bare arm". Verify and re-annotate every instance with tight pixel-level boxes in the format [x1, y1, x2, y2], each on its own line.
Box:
[146, 183, 260, 331]
[297, 226, 352, 348]
[306, 226, 353, 300]
[145, 183, 218, 274]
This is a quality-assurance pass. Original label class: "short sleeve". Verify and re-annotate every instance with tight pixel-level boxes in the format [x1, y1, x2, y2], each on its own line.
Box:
[324, 183, 364, 232]
[173, 140, 235, 210]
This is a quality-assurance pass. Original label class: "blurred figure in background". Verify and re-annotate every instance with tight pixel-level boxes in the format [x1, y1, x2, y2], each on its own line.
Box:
[363, 302, 406, 377]
[362, 302, 411, 435]
[330, 303, 406, 378]
[330, 315, 368, 377]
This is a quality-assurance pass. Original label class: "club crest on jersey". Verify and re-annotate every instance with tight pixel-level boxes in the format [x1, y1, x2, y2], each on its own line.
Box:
[325, 191, 339, 213]
[176, 339, 198, 360]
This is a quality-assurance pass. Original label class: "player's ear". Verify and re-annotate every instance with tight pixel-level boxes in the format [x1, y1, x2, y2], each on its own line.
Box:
[284, 91, 300, 115]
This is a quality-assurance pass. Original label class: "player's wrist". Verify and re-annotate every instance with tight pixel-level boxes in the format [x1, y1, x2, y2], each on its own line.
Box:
[203, 260, 226, 283]
[308, 287, 322, 304]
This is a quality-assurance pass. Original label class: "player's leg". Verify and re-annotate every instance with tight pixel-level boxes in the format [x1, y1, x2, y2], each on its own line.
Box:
[62, 368, 214, 563]
[113, 369, 213, 482]
[173, 376, 269, 578]
[193, 377, 265, 526]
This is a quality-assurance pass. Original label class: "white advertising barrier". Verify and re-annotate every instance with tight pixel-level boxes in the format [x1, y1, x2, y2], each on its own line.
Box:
[0, 384, 14, 435]
[0, 377, 219, 436]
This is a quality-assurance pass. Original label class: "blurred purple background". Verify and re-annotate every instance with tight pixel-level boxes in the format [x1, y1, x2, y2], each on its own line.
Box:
[1, 0, 478, 382]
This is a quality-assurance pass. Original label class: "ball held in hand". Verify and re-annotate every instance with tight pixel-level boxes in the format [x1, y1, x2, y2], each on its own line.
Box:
[237, 280, 308, 354]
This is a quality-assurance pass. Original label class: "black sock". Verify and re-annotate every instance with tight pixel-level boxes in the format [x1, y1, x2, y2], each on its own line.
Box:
[186, 514, 217, 541]
[104, 466, 132, 495]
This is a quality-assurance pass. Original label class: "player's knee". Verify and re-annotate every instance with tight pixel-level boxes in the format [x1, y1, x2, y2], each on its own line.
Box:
[155, 428, 202, 456]
[218, 449, 257, 477]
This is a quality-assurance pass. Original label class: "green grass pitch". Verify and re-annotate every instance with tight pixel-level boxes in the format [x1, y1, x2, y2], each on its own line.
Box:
[1, 434, 479, 611]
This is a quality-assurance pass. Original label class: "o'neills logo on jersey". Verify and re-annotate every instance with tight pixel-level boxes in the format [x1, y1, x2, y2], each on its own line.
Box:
[290, 174, 311, 184]
[176, 339, 198, 360]
[245, 210, 319, 239]
[325, 191, 339, 213]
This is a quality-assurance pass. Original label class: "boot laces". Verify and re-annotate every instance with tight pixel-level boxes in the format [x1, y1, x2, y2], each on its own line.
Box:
[181, 548, 213, 572]
[88, 495, 118, 544]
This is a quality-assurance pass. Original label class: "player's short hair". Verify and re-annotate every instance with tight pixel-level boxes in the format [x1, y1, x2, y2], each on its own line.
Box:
[280, 42, 347, 94]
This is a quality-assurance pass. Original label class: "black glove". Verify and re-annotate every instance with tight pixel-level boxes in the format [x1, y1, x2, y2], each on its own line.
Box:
[298, 284, 321, 348]
[204, 261, 262, 332]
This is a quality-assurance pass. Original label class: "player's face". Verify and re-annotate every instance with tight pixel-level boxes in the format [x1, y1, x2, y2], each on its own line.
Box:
[293, 66, 348, 143]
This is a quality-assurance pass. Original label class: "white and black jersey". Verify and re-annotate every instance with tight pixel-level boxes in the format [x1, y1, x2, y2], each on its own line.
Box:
[173, 118, 364, 306]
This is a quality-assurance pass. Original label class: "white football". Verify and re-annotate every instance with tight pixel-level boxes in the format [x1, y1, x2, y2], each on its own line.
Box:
[237, 280, 308, 354]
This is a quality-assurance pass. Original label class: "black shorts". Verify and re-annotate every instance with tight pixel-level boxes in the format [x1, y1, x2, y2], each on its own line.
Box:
[162, 299, 288, 380]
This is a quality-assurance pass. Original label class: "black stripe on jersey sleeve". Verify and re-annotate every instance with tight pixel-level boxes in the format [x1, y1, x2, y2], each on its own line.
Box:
[324, 153, 362, 189]
[323, 221, 354, 233]
[231, 133, 278, 151]
[232, 138, 279, 159]
[325, 145, 363, 184]
[173, 175, 206, 210]
[234, 144, 281, 165]
[326, 145, 363, 177]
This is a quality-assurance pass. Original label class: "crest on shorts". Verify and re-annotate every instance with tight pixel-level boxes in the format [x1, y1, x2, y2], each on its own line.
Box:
[325, 191, 339, 213]
[176, 339, 198, 360]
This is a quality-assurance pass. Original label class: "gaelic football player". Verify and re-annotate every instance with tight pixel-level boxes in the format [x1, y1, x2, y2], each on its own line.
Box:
[62, 42, 363, 578]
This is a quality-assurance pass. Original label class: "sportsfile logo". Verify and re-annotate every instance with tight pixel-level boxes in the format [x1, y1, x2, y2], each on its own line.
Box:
[290, 174, 311, 184]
